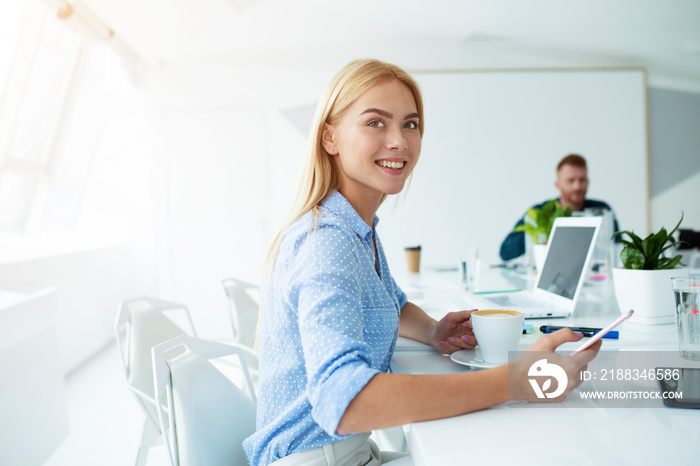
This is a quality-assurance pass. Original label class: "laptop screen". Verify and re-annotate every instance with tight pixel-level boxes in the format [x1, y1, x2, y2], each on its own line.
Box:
[536, 225, 597, 299]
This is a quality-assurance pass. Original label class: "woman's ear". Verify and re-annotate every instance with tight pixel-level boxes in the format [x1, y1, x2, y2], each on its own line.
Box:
[321, 123, 338, 155]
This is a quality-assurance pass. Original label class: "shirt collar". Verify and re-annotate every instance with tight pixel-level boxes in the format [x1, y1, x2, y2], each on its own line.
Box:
[322, 191, 380, 241]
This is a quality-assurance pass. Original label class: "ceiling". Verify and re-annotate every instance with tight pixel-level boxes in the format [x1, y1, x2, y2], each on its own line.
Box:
[77, 0, 700, 92]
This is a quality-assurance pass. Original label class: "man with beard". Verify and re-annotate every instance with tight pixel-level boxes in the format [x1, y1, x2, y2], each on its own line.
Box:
[499, 154, 619, 262]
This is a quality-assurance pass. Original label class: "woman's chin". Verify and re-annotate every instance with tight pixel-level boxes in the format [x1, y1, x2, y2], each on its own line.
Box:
[384, 185, 407, 196]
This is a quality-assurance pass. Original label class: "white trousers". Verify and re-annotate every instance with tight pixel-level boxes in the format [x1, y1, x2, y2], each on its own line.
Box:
[270, 433, 410, 466]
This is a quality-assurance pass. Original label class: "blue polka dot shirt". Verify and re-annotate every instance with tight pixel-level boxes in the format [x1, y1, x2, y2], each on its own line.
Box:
[243, 190, 407, 466]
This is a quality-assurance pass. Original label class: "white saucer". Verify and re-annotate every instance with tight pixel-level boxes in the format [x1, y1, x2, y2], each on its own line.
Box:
[450, 349, 501, 369]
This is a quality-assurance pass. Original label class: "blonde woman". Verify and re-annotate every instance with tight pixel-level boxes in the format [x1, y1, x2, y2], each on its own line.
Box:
[243, 59, 600, 466]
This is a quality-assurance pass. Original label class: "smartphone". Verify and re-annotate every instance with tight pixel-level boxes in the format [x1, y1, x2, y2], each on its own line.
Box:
[657, 367, 700, 409]
[571, 309, 634, 354]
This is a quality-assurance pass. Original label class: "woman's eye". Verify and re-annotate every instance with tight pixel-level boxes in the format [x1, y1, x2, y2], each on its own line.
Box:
[368, 120, 384, 128]
[404, 121, 418, 129]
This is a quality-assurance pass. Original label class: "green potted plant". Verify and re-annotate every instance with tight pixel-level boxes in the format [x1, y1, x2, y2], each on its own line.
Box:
[514, 200, 572, 270]
[611, 213, 688, 325]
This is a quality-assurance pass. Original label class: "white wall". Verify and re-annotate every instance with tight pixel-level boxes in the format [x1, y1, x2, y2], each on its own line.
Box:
[150, 63, 333, 339]
[649, 87, 700, 233]
[378, 69, 648, 269]
[652, 170, 700, 235]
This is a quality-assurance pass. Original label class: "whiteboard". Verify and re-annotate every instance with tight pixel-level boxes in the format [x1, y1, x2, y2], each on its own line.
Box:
[377, 69, 648, 270]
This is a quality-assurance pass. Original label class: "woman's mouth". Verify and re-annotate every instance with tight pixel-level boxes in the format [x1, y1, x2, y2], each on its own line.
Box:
[377, 160, 406, 170]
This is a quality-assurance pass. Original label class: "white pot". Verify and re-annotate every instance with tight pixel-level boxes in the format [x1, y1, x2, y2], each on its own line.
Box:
[533, 244, 547, 272]
[612, 267, 689, 325]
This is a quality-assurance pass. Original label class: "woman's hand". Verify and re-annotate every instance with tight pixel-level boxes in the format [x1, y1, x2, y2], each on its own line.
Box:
[428, 309, 478, 353]
[508, 328, 601, 403]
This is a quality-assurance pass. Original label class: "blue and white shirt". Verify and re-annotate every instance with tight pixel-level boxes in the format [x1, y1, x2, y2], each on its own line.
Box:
[243, 191, 407, 466]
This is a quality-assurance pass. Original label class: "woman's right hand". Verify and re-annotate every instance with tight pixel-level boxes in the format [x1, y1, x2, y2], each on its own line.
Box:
[507, 328, 601, 403]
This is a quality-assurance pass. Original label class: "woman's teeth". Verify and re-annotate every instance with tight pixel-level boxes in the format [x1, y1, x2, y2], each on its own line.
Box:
[378, 161, 405, 169]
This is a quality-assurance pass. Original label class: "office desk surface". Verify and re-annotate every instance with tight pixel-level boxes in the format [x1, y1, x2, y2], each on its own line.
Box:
[405, 400, 699, 466]
[392, 268, 700, 466]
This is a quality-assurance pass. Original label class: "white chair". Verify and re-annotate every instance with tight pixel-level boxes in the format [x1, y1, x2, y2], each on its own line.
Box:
[115, 297, 197, 466]
[384, 454, 413, 465]
[221, 277, 259, 349]
[221, 278, 260, 382]
[372, 427, 410, 456]
[152, 335, 257, 466]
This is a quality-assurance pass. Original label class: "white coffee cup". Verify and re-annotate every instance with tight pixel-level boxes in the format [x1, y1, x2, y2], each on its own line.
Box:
[471, 309, 524, 364]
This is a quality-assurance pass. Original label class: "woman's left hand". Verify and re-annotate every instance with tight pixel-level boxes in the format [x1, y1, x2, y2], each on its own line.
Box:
[428, 309, 478, 353]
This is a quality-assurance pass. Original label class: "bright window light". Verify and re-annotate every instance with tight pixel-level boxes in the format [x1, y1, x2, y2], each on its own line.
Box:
[0, 0, 147, 243]
[0, 0, 22, 96]
[0, 171, 36, 233]
[44, 41, 127, 232]
[8, 10, 81, 165]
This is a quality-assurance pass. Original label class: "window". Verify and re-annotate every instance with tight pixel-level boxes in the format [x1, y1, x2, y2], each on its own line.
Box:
[0, 0, 146, 242]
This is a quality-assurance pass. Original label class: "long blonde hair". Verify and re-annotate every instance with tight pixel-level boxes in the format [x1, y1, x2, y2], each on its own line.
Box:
[256, 59, 424, 345]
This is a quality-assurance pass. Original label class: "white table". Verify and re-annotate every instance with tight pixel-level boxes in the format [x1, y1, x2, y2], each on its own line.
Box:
[0, 287, 68, 466]
[391, 268, 700, 466]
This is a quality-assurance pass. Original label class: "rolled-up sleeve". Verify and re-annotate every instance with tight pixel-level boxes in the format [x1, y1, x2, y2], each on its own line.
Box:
[290, 225, 380, 436]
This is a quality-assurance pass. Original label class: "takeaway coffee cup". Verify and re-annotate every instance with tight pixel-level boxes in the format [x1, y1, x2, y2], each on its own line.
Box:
[405, 245, 421, 274]
[471, 309, 524, 364]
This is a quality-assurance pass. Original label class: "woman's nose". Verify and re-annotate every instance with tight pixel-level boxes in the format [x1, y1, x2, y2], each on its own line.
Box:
[387, 127, 408, 151]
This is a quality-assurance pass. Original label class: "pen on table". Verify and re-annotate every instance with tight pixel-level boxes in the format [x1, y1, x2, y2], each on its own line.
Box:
[539, 325, 619, 339]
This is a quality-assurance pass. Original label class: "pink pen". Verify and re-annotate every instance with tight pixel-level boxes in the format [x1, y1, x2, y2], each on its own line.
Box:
[571, 309, 634, 354]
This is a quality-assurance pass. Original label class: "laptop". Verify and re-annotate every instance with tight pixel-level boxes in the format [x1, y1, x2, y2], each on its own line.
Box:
[465, 216, 603, 319]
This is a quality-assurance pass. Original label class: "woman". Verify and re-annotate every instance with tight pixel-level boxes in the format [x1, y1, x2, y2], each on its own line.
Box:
[243, 59, 600, 466]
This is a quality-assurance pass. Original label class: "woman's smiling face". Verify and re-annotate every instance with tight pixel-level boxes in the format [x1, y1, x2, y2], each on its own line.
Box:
[322, 79, 422, 212]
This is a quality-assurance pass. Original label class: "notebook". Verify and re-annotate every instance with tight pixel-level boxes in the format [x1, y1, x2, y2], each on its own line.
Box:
[465, 216, 603, 319]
